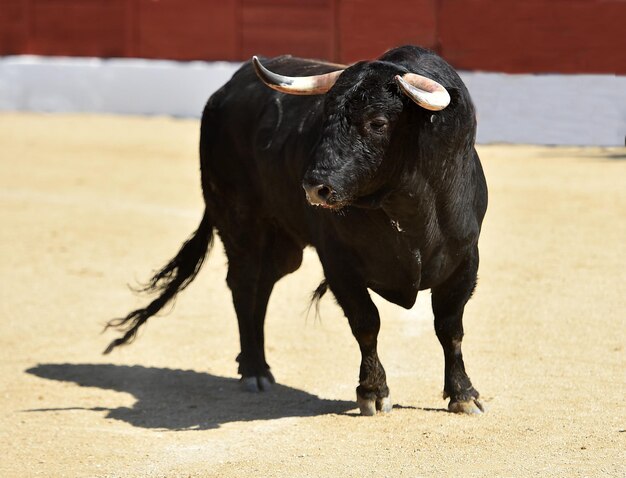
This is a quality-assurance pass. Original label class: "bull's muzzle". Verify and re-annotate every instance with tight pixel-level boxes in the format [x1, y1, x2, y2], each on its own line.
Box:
[303, 182, 335, 207]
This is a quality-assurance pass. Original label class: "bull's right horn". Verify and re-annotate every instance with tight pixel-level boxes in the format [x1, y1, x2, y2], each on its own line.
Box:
[395, 73, 451, 111]
[252, 56, 344, 96]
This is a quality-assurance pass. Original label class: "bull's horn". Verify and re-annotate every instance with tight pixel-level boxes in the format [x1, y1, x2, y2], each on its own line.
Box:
[395, 73, 450, 111]
[252, 56, 344, 95]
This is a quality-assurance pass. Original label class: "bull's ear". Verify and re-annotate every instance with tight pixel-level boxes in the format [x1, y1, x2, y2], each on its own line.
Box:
[395, 73, 451, 111]
[252, 56, 344, 96]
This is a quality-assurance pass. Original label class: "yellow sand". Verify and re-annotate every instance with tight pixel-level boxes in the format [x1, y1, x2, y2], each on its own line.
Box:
[0, 113, 624, 477]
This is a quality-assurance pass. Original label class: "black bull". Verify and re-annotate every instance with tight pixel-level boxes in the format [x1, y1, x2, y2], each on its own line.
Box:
[106, 45, 488, 415]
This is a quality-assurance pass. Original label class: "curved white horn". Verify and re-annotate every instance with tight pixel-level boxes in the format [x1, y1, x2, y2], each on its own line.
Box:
[252, 56, 344, 96]
[395, 73, 450, 111]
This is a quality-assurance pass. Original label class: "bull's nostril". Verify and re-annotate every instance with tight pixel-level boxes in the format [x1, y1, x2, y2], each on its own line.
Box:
[316, 185, 331, 200]
[303, 182, 334, 205]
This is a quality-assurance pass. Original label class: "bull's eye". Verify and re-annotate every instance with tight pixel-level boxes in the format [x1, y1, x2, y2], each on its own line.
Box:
[368, 117, 389, 134]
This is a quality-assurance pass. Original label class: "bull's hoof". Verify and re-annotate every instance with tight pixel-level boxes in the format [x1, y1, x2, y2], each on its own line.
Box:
[240, 372, 275, 392]
[357, 394, 393, 416]
[448, 398, 484, 414]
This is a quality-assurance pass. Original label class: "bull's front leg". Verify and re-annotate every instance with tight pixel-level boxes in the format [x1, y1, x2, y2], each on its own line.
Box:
[352, 302, 391, 415]
[431, 249, 483, 414]
[324, 264, 391, 416]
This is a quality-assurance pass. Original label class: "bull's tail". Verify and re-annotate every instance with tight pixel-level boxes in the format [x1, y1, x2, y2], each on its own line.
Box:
[306, 279, 328, 322]
[103, 210, 214, 354]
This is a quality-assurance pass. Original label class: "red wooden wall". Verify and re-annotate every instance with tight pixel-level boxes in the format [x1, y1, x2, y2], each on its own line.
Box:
[0, 0, 624, 73]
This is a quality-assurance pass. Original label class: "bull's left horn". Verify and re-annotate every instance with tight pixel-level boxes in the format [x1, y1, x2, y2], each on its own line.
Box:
[395, 73, 450, 111]
[252, 56, 344, 95]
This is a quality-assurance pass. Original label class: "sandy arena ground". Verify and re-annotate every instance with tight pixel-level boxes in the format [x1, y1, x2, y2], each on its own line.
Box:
[0, 113, 624, 477]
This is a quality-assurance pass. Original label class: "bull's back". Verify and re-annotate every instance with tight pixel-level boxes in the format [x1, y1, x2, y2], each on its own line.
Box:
[199, 58, 331, 241]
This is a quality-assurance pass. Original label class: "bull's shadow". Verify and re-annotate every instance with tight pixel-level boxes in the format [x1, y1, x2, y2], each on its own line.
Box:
[25, 363, 354, 430]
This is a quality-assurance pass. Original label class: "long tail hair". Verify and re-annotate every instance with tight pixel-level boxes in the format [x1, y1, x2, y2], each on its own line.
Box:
[103, 211, 214, 354]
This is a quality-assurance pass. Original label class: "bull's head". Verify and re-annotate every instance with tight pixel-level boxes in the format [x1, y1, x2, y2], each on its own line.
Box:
[252, 56, 450, 209]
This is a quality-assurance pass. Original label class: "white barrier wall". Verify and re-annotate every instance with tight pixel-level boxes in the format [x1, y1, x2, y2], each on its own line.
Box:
[463, 73, 625, 146]
[0, 56, 624, 146]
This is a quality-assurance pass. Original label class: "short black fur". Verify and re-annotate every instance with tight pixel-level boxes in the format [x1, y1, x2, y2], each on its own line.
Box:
[107, 45, 488, 412]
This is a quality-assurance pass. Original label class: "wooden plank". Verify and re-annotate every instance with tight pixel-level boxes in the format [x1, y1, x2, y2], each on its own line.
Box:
[439, 0, 626, 74]
[241, 3, 334, 60]
[29, 0, 126, 57]
[243, 0, 330, 6]
[0, 0, 27, 54]
[136, 0, 238, 61]
[124, 0, 138, 58]
[337, 0, 438, 63]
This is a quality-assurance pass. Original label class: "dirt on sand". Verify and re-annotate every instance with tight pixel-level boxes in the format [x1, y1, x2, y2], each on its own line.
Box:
[0, 113, 624, 477]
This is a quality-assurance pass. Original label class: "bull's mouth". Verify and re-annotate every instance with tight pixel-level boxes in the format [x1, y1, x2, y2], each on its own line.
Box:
[304, 187, 387, 211]
[304, 192, 348, 210]
[303, 182, 387, 210]
[309, 199, 347, 210]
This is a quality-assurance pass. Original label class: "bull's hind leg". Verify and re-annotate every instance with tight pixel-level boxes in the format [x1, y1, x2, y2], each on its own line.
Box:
[431, 248, 483, 414]
[222, 225, 302, 392]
